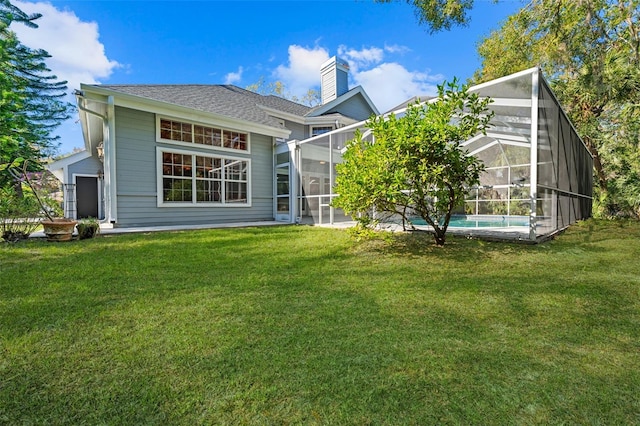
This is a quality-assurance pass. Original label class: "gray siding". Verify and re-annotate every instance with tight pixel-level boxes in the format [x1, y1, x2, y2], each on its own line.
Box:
[325, 95, 374, 121]
[67, 155, 103, 181]
[113, 106, 275, 227]
[285, 119, 306, 141]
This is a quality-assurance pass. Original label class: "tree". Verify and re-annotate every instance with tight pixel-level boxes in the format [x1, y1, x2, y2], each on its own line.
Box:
[0, 0, 72, 188]
[333, 80, 493, 246]
[375, 0, 494, 33]
[246, 77, 321, 107]
[474, 0, 640, 217]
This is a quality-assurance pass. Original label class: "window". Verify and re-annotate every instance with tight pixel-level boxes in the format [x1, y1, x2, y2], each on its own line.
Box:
[224, 159, 248, 204]
[162, 152, 193, 202]
[159, 118, 248, 152]
[223, 130, 248, 150]
[194, 125, 221, 147]
[195, 156, 222, 202]
[160, 150, 249, 205]
[311, 126, 334, 137]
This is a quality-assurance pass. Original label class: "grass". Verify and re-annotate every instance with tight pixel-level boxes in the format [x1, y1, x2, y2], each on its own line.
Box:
[0, 219, 639, 424]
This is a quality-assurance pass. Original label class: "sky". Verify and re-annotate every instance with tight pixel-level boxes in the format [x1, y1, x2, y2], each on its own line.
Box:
[10, 0, 525, 155]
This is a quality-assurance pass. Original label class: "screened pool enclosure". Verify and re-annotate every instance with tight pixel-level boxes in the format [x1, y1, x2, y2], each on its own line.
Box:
[274, 68, 593, 242]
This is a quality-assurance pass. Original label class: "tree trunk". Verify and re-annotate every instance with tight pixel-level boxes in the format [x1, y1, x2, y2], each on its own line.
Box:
[13, 180, 23, 198]
[433, 229, 446, 246]
[583, 135, 608, 190]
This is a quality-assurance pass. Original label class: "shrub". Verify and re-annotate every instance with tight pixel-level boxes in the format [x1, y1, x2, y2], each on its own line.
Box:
[76, 217, 100, 240]
[334, 80, 493, 246]
[0, 187, 42, 242]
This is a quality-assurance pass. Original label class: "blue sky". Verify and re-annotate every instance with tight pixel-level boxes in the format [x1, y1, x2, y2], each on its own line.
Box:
[12, 0, 524, 155]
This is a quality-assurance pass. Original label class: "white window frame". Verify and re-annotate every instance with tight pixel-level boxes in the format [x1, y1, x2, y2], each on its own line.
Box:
[156, 116, 251, 154]
[156, 147, 251, 208]
[311, 125, 334, 137]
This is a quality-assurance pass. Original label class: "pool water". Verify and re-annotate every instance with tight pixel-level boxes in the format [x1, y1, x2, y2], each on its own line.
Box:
[410, 215, 530, 228]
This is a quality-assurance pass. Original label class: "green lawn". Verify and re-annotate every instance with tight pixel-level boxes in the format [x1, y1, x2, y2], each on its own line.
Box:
[1, 220, 639, 424]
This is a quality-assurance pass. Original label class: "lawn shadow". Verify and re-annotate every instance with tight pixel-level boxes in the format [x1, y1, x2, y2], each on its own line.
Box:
[1, 222, 639, 423]
[349, 229, 532, 263]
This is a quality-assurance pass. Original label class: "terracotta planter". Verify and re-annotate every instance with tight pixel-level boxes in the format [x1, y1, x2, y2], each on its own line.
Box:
[41, 218, 77, 242]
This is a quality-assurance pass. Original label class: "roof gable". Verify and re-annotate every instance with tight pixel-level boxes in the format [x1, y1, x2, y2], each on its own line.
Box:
[306, 86, 379, 120]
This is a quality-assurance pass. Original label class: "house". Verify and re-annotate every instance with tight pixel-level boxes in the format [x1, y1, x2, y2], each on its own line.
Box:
[49, 64, 592, 242]
[48, 56, 379, 227]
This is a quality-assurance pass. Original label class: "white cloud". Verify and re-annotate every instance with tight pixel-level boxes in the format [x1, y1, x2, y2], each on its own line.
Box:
[11, 1, 120, 93]
[273, 45, 330, 97]
[224, 66, 243, 85]
[384, 44, 411, 55]
[271, 44, 443, 114]
[353, 62, 443, 113]
[337, 45, 384, 70]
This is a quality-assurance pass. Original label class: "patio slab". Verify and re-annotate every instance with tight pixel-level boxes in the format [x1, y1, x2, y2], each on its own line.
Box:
[29, 220, 285, 238]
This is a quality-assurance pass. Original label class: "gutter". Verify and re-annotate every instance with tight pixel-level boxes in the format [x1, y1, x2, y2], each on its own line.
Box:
[83, 85, 292, 139]
[77, 95, 107, 121]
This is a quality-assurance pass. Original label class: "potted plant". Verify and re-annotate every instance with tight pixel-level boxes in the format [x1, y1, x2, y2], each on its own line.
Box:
[8, 159, 77, 242]
[76, 217, 100, 239]
[40, 216, 77, 242]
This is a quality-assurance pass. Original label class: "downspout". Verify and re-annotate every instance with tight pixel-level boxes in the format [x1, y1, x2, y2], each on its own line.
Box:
[76, 94, 117, 224]
[77, 99, 107, 121]
[106, 96, 117, 224]
[75, 96, 106, 220]
[272, 138, 277, 221]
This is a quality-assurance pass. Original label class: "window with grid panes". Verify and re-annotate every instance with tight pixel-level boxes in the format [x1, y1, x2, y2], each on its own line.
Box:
[311, 126, 333, 137]
[159, 118, 247, 152]
[161, 151, 248, 205]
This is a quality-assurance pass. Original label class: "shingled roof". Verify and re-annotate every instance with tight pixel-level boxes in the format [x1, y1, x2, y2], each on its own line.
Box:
[89, 84, 313, 130]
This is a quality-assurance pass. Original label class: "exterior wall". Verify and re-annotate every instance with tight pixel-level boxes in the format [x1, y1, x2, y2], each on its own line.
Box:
[66, 155, 104, 219]
[67, 155, 103, 182]
[113, 106, 275, 227]
[284, 119, 307, 141]
[323, 95, 374, 121]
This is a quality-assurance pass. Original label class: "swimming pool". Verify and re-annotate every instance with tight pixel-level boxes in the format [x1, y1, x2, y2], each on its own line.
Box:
[410, 215, 530, 228]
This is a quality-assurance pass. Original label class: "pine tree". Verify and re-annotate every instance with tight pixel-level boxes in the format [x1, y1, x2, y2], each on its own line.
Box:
[0, 0, 72, 187]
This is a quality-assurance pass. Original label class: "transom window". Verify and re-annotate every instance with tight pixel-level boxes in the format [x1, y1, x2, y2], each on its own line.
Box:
[160, 150, 249, 205]
[311, 126, 334, 137]
[159, 118, 248, 151]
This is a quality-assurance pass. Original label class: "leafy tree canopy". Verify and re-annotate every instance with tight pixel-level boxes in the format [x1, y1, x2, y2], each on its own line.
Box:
[333, 80, 492, 246]
[375, 0, 497, 33]
[0, 0, 72, 187]
[474, 0, 640, 217]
